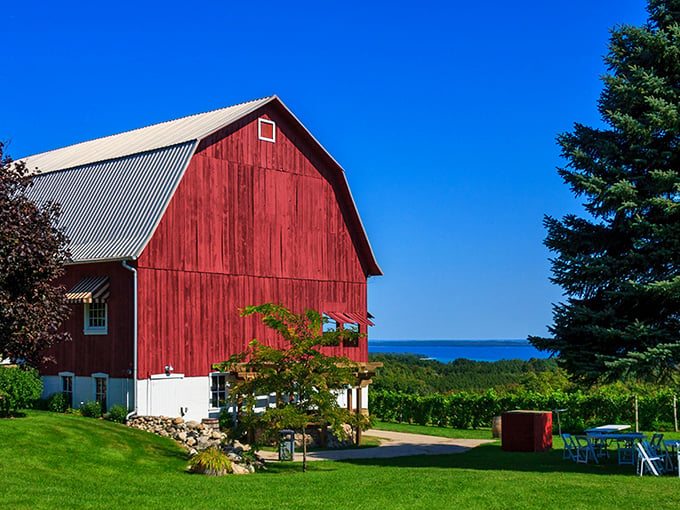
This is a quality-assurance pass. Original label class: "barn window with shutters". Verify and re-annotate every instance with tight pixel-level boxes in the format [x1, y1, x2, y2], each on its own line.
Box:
[258, 118, 276, 142]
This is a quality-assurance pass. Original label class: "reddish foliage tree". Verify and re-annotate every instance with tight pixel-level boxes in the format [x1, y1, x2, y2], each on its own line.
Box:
[0, 142, 71, 367]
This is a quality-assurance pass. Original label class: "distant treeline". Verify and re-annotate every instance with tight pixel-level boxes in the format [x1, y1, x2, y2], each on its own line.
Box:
[369, 353, 566, 395]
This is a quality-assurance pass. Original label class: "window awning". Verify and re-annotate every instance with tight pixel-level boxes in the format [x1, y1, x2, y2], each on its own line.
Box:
[325, 311, 375, 327]
[66, 276, 110, 303]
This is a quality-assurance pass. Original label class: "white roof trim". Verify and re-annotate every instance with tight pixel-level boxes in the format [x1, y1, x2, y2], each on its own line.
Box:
[21, 97, 275, 175]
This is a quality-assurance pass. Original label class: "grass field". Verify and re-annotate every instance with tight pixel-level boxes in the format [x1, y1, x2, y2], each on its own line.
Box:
[3, 411, 680, 509]
[373, 420, 499, 440]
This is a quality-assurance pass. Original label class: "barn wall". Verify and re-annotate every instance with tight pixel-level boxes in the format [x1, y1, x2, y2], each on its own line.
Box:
[137, 105, 370, 377]
[42, 261, 134, 377]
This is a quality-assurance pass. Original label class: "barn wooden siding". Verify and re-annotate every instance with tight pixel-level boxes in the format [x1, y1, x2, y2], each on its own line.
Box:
[137, 105, 369, 378]
[42, 262, 134, 377]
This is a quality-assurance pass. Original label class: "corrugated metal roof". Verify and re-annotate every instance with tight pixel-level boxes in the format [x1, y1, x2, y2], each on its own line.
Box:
[26, 142, 196, 262]
[21, 97, 273, 174]
[20, 96, 382, 275]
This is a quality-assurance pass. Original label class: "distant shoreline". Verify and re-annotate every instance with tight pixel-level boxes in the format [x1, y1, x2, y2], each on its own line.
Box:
[367, 339, 547, 362]
[369, 339, 531, 347]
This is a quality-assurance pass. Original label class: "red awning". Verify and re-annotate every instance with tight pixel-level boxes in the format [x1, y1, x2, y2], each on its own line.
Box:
[343, 312, 375, 326]
[325, 311, 374, 327]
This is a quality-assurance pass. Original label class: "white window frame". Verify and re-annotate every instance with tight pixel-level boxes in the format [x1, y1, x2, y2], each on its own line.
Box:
[84, 302, 108, 335]
[258, 118, 276, 142]
[92, 373, 108, 411]
[59, 371, 75, 408]
[209, 373, 229, 410]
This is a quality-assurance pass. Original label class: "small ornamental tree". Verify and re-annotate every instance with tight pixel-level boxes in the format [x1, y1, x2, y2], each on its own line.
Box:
[213, 303, 369, 472]
[531, 0, 680, 383]
[0, 142, 71, 367]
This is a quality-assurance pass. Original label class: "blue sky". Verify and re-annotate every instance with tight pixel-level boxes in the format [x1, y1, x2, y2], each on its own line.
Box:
[3, 0, 649, 340]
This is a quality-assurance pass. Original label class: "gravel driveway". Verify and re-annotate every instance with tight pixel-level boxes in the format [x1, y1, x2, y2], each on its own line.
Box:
[258, 429, 496, 461]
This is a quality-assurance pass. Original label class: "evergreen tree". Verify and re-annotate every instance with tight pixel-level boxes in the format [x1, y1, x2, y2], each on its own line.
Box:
[530, 0, 680, 383]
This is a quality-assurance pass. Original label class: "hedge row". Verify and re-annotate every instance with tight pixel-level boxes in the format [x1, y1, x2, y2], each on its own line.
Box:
[370, 389, 678, 432]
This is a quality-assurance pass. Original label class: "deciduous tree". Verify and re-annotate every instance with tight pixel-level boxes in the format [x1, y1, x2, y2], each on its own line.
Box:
[0, 142, 70, 366]
[213, 303, 369, 472]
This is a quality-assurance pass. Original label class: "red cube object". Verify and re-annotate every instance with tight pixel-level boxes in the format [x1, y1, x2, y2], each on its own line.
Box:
[501, 410, 553, 452]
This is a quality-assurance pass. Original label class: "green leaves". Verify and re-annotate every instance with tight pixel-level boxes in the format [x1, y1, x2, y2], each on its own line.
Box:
[0, 143, 71, 366]
[214, 304, 364, 471]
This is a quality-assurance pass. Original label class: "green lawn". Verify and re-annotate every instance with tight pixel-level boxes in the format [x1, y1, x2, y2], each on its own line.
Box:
[373, 420, 499, 440]
[3, 411, 680, 509]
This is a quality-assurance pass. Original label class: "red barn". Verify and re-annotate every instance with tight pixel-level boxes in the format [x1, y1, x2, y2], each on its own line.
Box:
[23, 96, 381, 420]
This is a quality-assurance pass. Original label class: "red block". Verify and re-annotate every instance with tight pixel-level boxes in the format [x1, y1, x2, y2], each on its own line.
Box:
[501, 410, 553, 452]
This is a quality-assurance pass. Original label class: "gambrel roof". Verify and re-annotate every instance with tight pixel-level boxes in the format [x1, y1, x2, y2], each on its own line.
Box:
[22, 96, 382, 276]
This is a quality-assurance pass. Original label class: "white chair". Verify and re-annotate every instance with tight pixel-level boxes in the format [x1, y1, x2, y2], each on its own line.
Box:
[636, 441, 664, 476]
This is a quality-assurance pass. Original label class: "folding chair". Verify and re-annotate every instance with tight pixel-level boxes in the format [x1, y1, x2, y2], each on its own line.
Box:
[650, 433, 664, 454]
[561, 433, 578, 461]
[574, 435, 599, 464]
[636, 441, 664, 476]
[616, 436, 636, 465]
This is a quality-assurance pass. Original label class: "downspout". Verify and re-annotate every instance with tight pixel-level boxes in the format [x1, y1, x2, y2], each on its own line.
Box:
[122, 260, 138, 418]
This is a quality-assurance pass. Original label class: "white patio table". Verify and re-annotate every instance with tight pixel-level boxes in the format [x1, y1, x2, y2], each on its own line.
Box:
[585, 424, 631, 434]
[585, 426, 640, 464]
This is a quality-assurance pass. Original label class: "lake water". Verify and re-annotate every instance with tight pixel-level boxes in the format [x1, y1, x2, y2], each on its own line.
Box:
[368, 339, 549, 363]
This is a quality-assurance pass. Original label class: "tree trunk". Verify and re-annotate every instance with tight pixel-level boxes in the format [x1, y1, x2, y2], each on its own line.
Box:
[302, 424, 307, 472]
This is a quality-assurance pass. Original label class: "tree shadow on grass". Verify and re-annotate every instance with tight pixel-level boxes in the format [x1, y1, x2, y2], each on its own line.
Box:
[0, 411, 28, 418]
[335, 443, 636, 476]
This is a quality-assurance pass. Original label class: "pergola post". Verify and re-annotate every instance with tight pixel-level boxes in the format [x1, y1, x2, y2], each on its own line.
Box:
[355, 385, 362, 445]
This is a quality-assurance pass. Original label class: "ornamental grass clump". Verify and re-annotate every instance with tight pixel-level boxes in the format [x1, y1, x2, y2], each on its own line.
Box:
[188, 447, 233, 476]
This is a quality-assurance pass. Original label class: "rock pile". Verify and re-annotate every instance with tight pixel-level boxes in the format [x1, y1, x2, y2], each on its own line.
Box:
[127, 415, 264, 474]
[127, 415, 356, 471]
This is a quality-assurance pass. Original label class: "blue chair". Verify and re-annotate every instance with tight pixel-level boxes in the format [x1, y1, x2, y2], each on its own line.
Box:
[561, 433, 578, 461]
[574, 435, 599, 464]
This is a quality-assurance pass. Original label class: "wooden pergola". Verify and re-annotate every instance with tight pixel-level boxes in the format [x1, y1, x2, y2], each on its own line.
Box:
[224, 361, 382, 444]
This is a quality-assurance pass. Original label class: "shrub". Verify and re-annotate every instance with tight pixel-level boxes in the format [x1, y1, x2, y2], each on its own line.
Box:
[80, 401, 102, 418]
[32, 397, 50, 411]
[48, 393, 69, 413]
[188, 446, 232, 476]
[0, 366, 43, 417]
[104, 405, 129, 423]
[219, 408, 235, 431]
[370, 388, 680, 432]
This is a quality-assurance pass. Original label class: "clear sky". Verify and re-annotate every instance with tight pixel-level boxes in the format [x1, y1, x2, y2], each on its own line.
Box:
[3, 0, 649, 340]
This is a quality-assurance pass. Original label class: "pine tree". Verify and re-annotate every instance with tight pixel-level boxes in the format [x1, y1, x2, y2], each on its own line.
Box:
[530, 0, 680, 383]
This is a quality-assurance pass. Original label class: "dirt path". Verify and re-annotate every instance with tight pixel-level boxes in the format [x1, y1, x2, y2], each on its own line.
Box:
[258, 429, 496, 462]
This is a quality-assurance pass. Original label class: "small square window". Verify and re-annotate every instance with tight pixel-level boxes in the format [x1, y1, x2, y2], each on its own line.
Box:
[84, 303, 108, 335]
[342, 323, 360, 347]
[258, 118, 276, 142]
